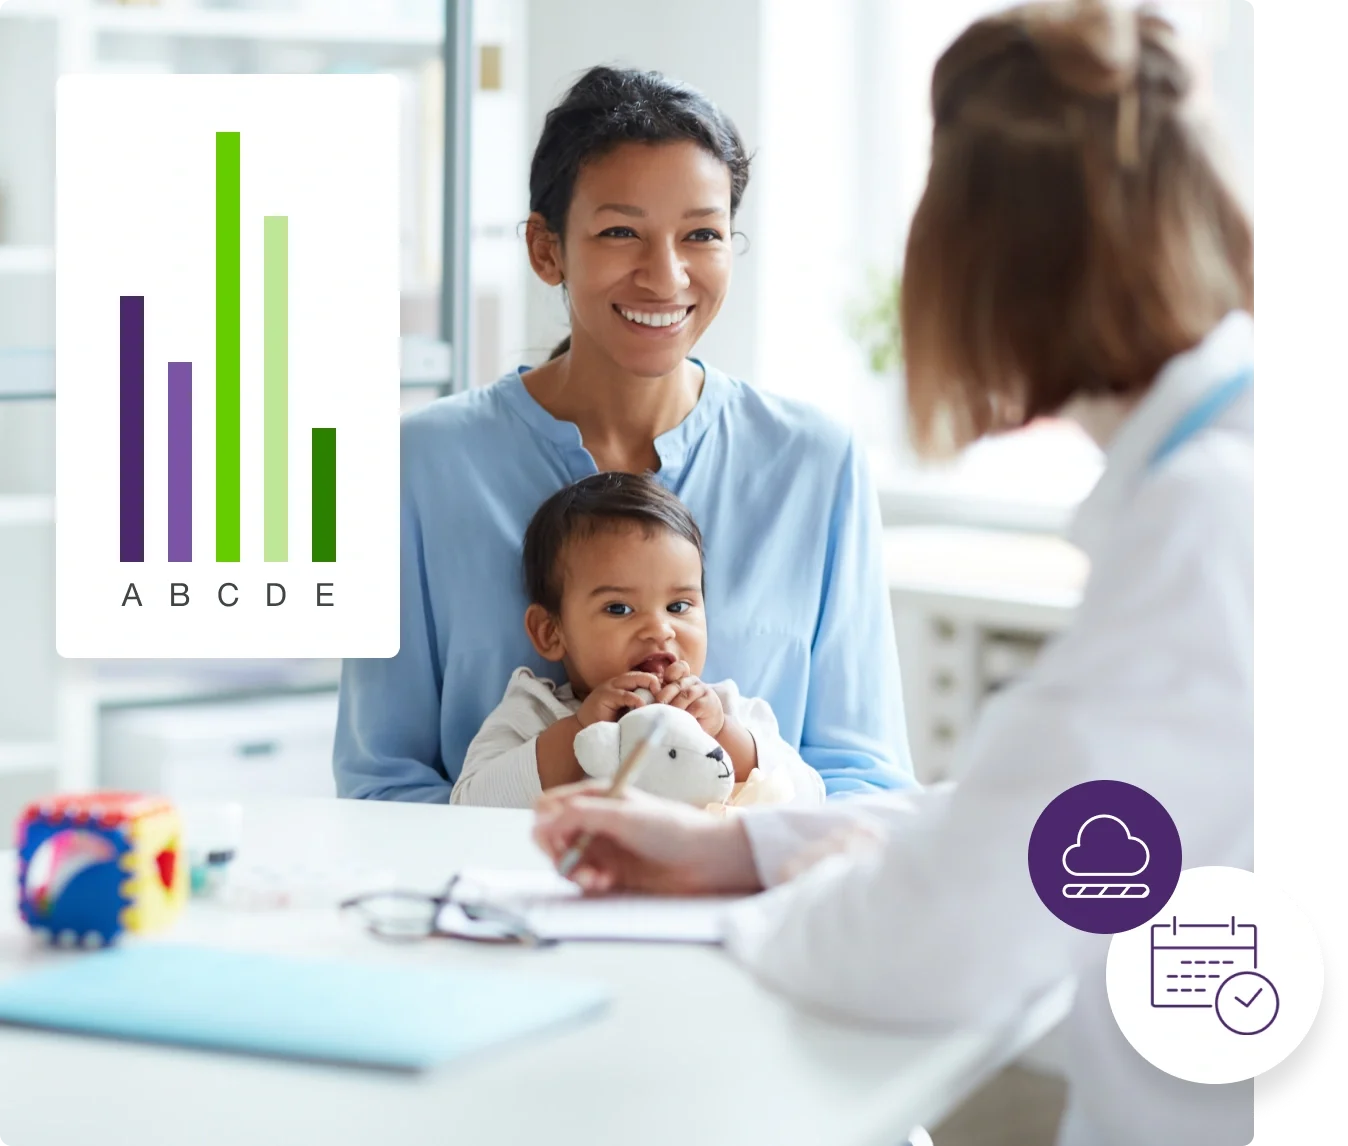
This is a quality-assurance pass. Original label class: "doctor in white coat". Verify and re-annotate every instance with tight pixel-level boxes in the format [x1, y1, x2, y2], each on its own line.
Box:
[533, 3, 1254, 1144]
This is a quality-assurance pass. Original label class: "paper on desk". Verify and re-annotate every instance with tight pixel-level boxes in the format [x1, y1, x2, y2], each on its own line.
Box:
[440, 868, 745, 944]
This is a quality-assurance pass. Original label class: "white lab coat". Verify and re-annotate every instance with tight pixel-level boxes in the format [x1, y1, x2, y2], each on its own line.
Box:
[721, 311, 1254, 1146]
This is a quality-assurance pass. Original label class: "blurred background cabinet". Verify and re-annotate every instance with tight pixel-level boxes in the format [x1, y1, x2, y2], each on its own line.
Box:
[100, 690, 341, 801]
[885, 526, 1088, 785]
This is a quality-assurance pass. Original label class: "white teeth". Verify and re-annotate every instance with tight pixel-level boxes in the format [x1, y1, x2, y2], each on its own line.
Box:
[620, 307, 688, 328]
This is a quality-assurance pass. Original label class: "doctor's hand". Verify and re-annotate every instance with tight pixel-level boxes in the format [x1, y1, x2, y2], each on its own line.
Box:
[532, 784, 763, 895]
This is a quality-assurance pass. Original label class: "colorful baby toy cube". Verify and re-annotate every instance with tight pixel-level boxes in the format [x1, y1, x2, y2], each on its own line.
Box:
[16, 792, 187, 947]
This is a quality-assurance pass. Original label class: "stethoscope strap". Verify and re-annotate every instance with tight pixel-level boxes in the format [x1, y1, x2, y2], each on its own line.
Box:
[1148, 367, 1253, 470]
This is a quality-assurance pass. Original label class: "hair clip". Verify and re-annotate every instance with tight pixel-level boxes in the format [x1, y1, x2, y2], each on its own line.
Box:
[1116, 87, 1140, 168]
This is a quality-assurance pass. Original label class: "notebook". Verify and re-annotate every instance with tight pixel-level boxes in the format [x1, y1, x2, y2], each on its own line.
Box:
[441, 868, 746, 944]
[0, 943, 609, 1070]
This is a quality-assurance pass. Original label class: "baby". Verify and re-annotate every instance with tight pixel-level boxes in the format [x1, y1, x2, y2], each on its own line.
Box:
[451, 471, 826, 809]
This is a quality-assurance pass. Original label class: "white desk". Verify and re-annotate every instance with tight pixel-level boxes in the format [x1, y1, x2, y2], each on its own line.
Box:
[0, 800, 1071, 1146]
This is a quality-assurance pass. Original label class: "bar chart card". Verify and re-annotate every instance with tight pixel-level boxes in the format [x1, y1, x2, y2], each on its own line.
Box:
[55, 76, 399, 657]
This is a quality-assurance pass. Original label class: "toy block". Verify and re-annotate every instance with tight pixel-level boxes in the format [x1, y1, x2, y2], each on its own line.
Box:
[16, 792, 187, 947]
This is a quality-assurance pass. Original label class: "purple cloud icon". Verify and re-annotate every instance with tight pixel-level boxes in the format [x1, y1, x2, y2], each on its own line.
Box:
[1030, 780, 1181, 934]
[1062, 814, 1150, 877]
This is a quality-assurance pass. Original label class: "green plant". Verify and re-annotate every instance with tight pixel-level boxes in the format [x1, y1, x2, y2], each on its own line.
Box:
[845, 267, 903, 376]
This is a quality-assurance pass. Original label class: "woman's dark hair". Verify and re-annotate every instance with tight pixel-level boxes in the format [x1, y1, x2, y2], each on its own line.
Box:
[523, 471, 705, 614]
[531, 65, 752, 360]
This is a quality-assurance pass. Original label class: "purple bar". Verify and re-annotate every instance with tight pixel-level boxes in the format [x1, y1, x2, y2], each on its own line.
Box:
[168, 362, 192, 562]
[120, 296, 145, 562]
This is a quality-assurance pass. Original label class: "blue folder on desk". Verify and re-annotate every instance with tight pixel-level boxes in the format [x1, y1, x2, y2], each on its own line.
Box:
[0, 944, 609, 1071]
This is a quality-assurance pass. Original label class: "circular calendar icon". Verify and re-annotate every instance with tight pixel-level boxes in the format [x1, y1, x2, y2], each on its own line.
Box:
[1105, 866, 1322, 1083]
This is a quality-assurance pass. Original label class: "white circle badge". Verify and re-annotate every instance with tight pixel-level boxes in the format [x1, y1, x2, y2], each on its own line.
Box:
[1105, 866, 1322, 1084]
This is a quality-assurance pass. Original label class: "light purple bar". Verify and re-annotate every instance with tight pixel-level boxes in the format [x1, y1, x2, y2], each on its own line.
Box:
[168, 362, 192, 562]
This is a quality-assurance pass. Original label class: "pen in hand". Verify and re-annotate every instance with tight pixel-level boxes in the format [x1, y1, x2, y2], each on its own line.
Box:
[557, 708, 667, 880]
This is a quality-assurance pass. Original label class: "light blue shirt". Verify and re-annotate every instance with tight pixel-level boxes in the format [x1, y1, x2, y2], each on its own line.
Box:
[333, 361, 914, 801]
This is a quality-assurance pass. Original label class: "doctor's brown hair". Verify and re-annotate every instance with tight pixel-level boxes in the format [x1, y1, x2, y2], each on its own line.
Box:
[900, 0, 1253, 454]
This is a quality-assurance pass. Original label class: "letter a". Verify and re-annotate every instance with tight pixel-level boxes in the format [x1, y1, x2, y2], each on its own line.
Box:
[122, 583, 143, 606]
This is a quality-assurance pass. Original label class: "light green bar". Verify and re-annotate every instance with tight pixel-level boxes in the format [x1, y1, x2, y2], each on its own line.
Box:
[264, 216, 288, 562]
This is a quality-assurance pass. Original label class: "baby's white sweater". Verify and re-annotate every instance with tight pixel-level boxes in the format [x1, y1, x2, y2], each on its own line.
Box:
[452, 667, 827, 809]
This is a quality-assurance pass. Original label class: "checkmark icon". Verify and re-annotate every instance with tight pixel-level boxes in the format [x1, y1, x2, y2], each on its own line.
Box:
[1214, 971, 1280, 1037]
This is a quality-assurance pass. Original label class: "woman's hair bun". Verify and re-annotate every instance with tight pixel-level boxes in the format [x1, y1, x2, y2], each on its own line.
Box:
[1022, 1, 1189, 102]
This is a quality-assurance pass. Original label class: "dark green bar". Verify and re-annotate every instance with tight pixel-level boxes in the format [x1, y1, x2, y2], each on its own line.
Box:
[312, 428, 336, 563]
[216, 131, 241, 562]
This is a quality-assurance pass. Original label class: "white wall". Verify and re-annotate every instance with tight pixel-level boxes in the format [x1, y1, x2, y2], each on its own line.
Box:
[754, 0, 866, 410]
[753, 0, 1020, 425]
[1108, 4, 1253, 217]
[523, 0, 762, 382]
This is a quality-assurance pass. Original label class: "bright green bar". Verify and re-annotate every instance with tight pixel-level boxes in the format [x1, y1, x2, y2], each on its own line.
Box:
[312, 429, 336, 563]
[264, 216, 288, 562]
[216, 131, 241, 562]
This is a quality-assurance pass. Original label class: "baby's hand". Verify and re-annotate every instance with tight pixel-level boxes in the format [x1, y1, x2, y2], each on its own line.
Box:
[656, 662, 724, 737]
[575, 672, 664, 729]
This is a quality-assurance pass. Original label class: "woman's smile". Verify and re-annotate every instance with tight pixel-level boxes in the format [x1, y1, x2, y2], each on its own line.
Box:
[614, 303, 694, 336]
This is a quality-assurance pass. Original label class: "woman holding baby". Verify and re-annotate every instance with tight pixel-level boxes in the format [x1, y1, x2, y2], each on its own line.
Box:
[334, 63, 914, 806]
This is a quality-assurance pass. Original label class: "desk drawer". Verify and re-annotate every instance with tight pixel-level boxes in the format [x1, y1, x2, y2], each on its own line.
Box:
[100, 692, 339, 801]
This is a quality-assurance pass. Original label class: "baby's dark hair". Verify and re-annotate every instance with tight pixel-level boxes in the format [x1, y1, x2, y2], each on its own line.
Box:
[523, 472, 705, 615]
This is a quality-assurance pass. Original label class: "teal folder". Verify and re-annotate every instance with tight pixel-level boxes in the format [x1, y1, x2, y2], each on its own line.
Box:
[0, 944, 609, 1071]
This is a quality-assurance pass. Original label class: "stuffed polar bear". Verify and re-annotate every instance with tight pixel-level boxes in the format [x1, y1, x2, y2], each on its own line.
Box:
[572, 689, 735, 807]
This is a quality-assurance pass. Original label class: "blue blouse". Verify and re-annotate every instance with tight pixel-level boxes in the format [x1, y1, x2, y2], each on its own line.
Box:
[333, 361, 914, 801]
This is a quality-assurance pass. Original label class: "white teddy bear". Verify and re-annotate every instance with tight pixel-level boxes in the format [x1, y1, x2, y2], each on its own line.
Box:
[572, 688, 735, 807]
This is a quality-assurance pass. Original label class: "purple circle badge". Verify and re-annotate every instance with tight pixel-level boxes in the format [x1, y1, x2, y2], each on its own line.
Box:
[1028, 780, 1181, 934]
